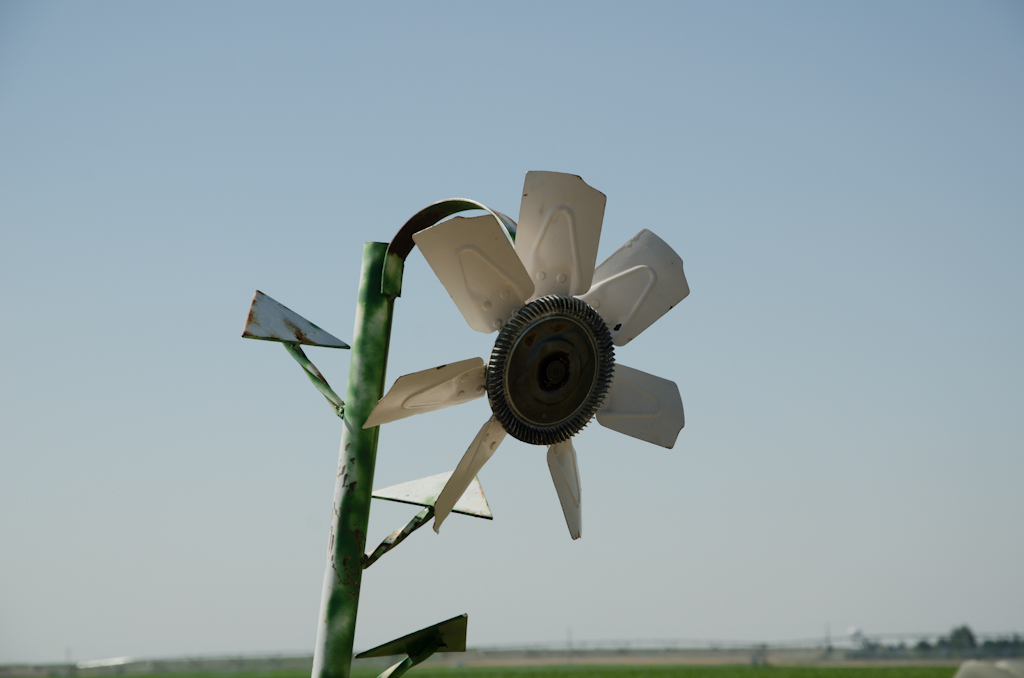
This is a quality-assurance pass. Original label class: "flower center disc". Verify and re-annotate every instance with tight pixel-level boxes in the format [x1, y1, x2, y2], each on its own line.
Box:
[487, 296, 615, 446]
[506, 316, 596, 424]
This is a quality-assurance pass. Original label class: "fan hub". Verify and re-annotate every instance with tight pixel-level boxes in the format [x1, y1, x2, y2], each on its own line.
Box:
[487, 296, 614, 445]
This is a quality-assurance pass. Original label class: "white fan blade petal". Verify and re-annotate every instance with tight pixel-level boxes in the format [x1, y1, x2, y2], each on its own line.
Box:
[363, 358, 487, 429]
[433, 417, 506, 532]
[413, 216, 534, 333]
[596, 363, 684, 449]
[516, 171, 607, 298]
[578, 229, 689, 346]
[547, 440, 582, 540]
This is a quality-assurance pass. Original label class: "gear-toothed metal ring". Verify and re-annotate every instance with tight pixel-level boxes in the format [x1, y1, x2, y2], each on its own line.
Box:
[487, 295, 614, 445]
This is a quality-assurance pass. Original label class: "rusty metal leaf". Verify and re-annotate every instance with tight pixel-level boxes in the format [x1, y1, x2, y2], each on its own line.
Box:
[372, 472, 492, 519]
[242, 291, 349, 348]
[356, 614, 468, 659]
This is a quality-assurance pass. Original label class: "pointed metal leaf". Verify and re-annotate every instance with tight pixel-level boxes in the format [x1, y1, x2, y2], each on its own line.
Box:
[372, 472, 492, 519]
[597, 363, 684, 449]
[242, 291, 349, 348]
[355, 614, 468, 658]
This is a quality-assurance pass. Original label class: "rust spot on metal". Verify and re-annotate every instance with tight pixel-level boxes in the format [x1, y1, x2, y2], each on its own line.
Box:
[336, 528, 367, 596]
[345, 528, 366, 551]
[242, 306, 262, 337]
[331, 560, 345, 587]
[283, 318, 309, 344]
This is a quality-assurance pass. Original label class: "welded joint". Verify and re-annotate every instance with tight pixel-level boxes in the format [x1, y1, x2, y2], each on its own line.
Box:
[381, 251, 405, 299]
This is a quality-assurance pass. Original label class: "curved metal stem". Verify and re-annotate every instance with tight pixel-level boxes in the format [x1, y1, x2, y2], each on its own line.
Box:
[382, 199, 516, 298]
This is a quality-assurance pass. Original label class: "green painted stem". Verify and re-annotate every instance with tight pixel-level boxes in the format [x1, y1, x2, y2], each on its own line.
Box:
[312, 243, 395, 678]
[282, 342, 345, 418]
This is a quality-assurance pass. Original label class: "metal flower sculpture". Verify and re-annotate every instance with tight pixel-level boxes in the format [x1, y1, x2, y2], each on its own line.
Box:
[364, 171, 690, 539]
[244, 171, 692, 677]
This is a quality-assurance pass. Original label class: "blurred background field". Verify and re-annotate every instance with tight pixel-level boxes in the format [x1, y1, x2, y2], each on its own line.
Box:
[3, 626, 1018, 678]
[8, 668, 961, 678]
[390, 670, 958, 678]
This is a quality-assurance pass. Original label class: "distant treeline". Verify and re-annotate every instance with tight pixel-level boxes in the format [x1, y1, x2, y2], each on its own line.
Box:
[851, 626, 1024, 659]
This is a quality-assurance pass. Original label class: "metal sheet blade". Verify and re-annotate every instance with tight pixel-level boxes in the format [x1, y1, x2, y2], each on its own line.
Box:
[596, 363, 684, 449]
[413, 216, 534, 333]
[578, 229, 688, 346]
[363, 358, 486, 429]
[516, 171, 606, 298]
[547, 440, 582, 540]
[433, 417, 505, 532]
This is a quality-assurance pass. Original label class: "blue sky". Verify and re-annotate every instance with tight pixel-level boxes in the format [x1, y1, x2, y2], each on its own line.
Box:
[1, 0, 1022, 665]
